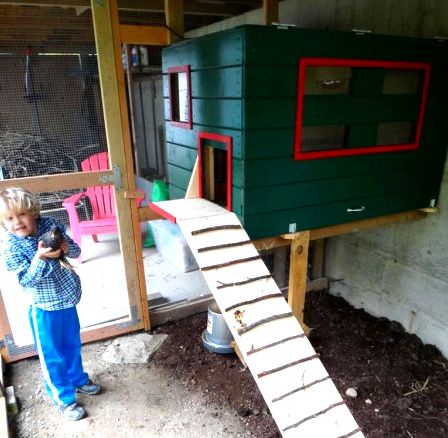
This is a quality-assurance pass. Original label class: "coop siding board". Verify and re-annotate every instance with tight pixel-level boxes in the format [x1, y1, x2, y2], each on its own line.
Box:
[166, 142, 197, 169]
[243, 167, 440, 215]
[152, 199, 363, 437]
[165, 126, 244, 159]
[243, 149, 447, 187]
[162, 29, 243, 71]
[243, 27, 447, 63]
[243, 187, 437, 239]
[167, 146, 244, 188]
[191, 68, 243, 98]
[242, 121, 447, 161]
[168, 184, 186, 200]
[164, 97, 242, 129]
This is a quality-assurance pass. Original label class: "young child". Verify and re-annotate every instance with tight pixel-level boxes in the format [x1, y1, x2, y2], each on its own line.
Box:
[0, 187, 101, 421]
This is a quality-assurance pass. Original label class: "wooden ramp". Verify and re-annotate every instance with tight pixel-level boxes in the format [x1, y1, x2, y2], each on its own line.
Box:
[152, 198, 364, 438]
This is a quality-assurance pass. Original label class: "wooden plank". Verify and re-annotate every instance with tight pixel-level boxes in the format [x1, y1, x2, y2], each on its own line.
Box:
[287, 231, 310, 329]
[120, 24, 168, 45]
[244, 189, 434, 239]
[138, 206, 163, 222]
[156, 198, 364, 437]
[253, 210, 427, 252]
[311, 239, 325, 280]
[164, 0, 183, 44]
[185, 157, 199, 199]
[0, 170, 112, 193]
[309, 209, 427, 240]
[91, 0, 148, 330]
[263, 0, 278, 25]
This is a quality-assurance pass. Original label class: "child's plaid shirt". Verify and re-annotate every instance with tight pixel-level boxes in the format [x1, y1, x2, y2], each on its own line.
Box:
[1, 216, 82, 311]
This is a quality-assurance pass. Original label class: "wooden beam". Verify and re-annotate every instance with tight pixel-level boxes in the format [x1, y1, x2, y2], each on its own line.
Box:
[311, 239, 325, 280]
[309, 210, 427, 240]
[91, 0, 149, 330]
[0, 0, 248, 17]
[164, 0, 183, 43]
[0, 170, 112, 193]
[253, 210, 428, 251]
[120, 24, 168, 45]
[263, 0, 278, 25]
[138, 206, 163, 222]
[286, 231, 310, 332]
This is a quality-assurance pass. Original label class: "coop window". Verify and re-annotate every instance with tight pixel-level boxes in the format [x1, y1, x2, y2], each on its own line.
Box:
[168, 65, 192, 129]
[198, 131, 233, 211]
[294, 58, 431, 160]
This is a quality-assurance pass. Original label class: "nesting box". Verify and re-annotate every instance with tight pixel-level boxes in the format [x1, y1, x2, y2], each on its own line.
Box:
[162, 25, 448, 239]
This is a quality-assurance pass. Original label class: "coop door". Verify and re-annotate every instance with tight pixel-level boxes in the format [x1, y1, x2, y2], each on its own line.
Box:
[197, 132, 233, 211]
[0, 4, 145, 363]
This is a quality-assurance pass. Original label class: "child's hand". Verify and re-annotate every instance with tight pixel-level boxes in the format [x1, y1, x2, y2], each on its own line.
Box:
[60, 239, 69, 254]
[36, 241, 62, 260]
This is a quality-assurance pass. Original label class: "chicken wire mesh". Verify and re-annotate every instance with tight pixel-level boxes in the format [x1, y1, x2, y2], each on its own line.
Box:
[0, 5, 107, 225]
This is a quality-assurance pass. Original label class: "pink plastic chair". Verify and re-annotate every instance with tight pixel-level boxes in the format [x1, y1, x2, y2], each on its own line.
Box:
[62, 152, 144, 261]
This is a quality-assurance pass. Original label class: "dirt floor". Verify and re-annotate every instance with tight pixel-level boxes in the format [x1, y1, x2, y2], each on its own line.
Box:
[5, 289, 448, 437]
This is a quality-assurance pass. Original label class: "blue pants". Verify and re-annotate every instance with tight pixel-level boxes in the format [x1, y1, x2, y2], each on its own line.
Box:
[29, 306, 88, 406]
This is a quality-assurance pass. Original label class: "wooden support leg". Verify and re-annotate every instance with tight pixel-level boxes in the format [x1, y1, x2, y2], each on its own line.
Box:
[286, 231, 310, 334]
[311, 238, 325, 280]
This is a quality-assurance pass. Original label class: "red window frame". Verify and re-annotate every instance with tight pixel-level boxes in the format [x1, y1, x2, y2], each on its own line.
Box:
[197, 131, 233, 212]
[168, 65, 192, 129]
[294, 58, 431, 160]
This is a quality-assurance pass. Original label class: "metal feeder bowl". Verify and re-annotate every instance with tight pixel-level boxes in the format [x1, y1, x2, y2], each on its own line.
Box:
[202, 301, 234, 354]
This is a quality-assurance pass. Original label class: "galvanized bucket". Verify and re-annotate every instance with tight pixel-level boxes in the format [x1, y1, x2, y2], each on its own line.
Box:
[202, 301, 234, 354]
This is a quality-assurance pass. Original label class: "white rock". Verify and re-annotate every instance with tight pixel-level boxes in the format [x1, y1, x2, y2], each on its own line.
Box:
[102, 333, 168, 364]
[345, 387, 358, 398]
[365, 399, 372, 404]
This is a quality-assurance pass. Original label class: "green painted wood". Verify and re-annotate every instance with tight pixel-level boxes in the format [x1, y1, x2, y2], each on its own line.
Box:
[169, 184, 186, 200]
[192, 67, 242, 98]
[167, 164, 192, 190]
[162, 28, 243, 71]
[243, 146, 447, 188]
[192, 98, 242, 129]
[351, 68, 385, 96]
[302, 95, 421, 126]
[244, 129, 294, 159]
[163, 25, 448, 239]
[243, 167, 441, 215]
[346, 124, 379, 148]
[165, 125, 244, 159]
[243, 187, 439, 240]
[244, 65, 298, 98]
[243, 26, 448, 65]
[166, 143, 197, 169]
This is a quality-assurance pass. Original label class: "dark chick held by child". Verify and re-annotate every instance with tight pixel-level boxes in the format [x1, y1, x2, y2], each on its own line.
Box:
[39, 225, 74, 270]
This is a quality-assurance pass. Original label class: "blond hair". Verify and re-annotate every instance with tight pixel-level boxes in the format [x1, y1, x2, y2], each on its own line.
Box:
[0, 187, 41, 227]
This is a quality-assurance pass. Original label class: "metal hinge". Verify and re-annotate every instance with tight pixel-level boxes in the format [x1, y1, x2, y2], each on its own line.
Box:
[98, 164, 122, 190]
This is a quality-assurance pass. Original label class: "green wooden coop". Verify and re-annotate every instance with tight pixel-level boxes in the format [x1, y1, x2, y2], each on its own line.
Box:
[161, 25, 448, 239]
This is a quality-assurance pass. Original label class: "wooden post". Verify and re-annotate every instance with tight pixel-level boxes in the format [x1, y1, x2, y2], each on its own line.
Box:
[283, 231, 310, 332]
[164, 0, 184, 43]
[263, 0, 279, 25]
[91, 0, 150, 330]
[311, 239, 325, 280]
